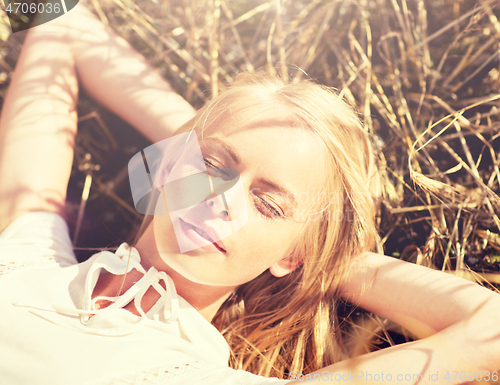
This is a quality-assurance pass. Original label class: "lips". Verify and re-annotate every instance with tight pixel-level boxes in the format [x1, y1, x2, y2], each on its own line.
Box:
[179, 218, 226, 253]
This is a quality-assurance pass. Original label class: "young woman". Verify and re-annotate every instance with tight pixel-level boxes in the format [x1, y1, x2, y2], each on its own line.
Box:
[0, 3, 499, 384]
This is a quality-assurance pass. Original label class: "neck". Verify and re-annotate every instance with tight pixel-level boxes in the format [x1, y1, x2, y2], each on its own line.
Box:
[134, 222, 235, 322]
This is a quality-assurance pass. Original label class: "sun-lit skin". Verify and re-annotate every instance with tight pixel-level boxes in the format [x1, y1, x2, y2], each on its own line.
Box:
[134, 107, 327, 320]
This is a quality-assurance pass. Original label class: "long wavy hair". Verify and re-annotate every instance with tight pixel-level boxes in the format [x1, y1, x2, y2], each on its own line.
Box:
[133, 72, 381, 378]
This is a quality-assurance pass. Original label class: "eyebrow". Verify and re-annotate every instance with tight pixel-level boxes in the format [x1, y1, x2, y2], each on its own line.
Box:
[204, 137, 297, 208]
[204, 137, 240, 165]
[258, 178, 297, 208]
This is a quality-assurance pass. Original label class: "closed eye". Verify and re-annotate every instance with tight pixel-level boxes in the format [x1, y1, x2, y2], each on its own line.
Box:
[204, 157, 284, 220]
[252, 192, 284, 219]
[204, 157, 231, 180]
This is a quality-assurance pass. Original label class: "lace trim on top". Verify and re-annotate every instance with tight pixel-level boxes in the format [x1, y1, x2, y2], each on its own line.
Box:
[91, 360, 289, 385]
[0, 211, 77, 276]
[92, 361, 207, 385]
[0, 259, 55, 276]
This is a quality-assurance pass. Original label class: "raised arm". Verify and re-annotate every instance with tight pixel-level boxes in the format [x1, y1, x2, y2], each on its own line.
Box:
[0, 2, 195, 232]
[61, 2, 195, 142]
[289, 253, 500, 383]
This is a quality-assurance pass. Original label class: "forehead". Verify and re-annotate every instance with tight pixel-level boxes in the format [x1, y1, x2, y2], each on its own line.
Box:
[203, 99, 302, 133]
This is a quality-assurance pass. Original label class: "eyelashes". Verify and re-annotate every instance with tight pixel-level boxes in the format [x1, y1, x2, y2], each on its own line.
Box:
[203, 157, 284, 221]
[251, 193, 284, 220]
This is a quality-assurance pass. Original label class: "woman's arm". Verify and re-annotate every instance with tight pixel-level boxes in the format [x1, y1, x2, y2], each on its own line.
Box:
[340, 252, 500, 340]
[288, 253, 500, 383]
[0, 2, 195, 232]
[0, 15, 78, 231]
[62, 2, 195, 142]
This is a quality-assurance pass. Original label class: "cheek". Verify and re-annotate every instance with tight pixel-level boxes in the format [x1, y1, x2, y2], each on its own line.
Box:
[152, 214, 181, 254]
[240, 218, 303, 258]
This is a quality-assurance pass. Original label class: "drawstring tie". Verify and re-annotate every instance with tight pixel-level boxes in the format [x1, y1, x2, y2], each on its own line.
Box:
[13, 244, 179, 336]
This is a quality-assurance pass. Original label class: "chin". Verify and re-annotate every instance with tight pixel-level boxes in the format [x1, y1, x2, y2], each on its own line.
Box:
[156, 253, 224, 286]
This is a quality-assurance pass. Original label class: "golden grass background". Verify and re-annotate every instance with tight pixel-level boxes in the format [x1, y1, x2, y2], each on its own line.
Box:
[1, 0, 500, 354]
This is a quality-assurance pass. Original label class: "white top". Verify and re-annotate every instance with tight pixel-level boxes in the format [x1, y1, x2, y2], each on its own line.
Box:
[0, 212, 291, 385]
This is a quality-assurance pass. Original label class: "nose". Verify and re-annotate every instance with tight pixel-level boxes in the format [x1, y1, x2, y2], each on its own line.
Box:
[206, 198, 230, 221]
[180, 167, 248, 233]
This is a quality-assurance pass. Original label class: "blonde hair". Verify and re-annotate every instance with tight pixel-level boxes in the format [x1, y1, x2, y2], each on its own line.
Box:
[134, 72, 381, 377]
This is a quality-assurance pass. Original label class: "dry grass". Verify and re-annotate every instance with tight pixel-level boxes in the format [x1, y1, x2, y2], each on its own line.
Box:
[1, 0, 499, 356]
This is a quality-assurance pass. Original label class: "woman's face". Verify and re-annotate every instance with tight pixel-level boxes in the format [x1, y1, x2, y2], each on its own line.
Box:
[151, 107, 326, 287]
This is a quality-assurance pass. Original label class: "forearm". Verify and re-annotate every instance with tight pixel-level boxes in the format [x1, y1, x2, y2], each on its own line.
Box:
[0, 27, 78, 231]
[340, 252, 500, 339]
[290, 315, 500, 384]
[300, 252, 500, 384]
[56, 2, 195, 142]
